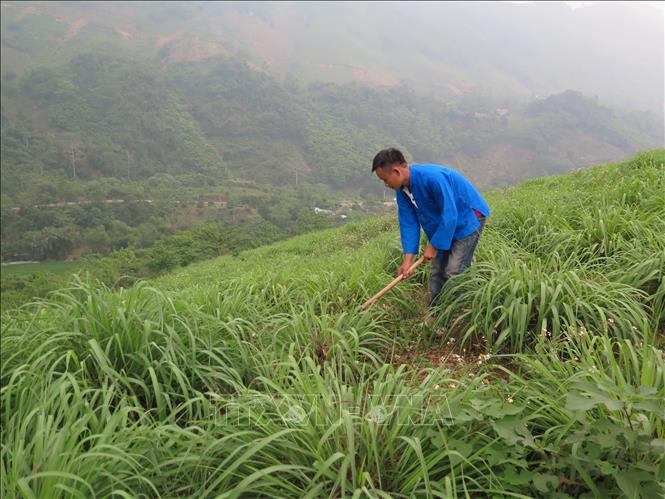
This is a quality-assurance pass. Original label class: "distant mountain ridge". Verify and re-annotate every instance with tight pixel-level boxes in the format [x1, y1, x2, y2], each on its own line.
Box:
[2, 54, 662, 209]
[2, 1, 663, 111]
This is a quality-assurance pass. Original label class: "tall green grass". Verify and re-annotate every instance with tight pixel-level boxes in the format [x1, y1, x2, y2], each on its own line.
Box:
[435, 150, 665, 352]
[2, 151, 664, 497]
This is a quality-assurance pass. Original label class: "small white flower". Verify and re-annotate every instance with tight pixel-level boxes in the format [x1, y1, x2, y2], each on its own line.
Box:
[507, 395, 514, 404]
[434, 384, 440, 390]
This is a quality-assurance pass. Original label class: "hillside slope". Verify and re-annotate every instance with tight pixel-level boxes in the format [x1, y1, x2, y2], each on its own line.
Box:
[5, 54, 660, 204]
[4, 50, 661, 265]
[2, 150, 664, 497]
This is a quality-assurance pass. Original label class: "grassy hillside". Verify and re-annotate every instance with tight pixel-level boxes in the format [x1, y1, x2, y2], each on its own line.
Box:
[0, 260, 79, 277]
[1, 151, 664, 497]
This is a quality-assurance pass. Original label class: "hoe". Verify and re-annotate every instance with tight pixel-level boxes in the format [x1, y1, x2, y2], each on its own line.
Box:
[358, 256, 425, 313]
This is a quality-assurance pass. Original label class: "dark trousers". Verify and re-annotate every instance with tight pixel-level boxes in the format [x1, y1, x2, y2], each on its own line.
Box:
[429, 217, 486, 309]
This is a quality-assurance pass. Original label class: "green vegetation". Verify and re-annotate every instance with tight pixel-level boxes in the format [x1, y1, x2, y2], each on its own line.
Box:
[435, 150, 665, 353]
[0, 207, 347, 310]
[2, 51, 662, 265]
[2, 151, 663, 497]
[0, 260, 79, 277]
[0, 54, 368, 264]
[2, 263, 79, 312]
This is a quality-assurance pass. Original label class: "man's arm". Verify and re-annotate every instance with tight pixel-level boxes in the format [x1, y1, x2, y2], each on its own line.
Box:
[396, 190, 420, 277]
[426, 174, 458, 252]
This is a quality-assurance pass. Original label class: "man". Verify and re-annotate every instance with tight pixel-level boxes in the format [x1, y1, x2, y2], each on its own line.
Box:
[372, 148, 490, 321]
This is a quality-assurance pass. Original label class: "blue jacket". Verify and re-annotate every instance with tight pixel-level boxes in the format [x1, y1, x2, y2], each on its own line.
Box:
[396, 164, 490, 255]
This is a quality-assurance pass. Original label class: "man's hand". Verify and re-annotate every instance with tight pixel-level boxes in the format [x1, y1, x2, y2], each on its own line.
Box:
[424, 242, 438, 261]
[398, 254, 415, 278]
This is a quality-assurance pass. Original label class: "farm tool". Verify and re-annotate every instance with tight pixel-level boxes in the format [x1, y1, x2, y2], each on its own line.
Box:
[358, 256, 425, 313]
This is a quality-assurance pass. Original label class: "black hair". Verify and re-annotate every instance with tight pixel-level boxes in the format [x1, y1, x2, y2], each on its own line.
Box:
[371, 148, 406, 172]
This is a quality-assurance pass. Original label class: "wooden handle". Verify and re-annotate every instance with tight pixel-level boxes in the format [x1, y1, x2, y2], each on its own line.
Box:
[360, 256, 425, 311]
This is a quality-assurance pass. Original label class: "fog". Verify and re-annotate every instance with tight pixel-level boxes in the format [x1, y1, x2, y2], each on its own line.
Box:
[2, 1, 662, 112]
[203, 1, 665, 112]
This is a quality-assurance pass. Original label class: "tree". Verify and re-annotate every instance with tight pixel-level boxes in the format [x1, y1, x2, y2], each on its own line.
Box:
[84, 226, 111, 253]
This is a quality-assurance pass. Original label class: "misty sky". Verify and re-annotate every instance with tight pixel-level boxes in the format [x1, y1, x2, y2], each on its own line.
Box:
[1, 1, 663, 112]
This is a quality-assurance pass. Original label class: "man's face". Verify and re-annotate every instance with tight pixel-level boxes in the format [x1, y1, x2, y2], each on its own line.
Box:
[375, 164, 404, 190]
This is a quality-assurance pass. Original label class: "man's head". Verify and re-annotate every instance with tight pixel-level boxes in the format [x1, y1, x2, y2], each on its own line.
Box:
[372, 148, 408, 189]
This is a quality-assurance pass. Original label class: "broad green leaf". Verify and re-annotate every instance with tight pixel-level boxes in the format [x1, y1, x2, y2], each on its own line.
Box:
[532, 473, 559, 493]
[491, 416, 536, 448]
[614, 469, 652, 499]
[501, 465, 533, 486]
[566, 391, 623, 411]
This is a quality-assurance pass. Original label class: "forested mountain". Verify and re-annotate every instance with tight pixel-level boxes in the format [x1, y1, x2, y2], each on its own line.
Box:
[1, 2, 663, 264]
[3, 53, 662, 200]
